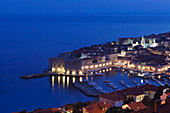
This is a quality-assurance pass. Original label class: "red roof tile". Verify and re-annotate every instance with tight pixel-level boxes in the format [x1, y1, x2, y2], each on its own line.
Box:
[127, 102, 146, 111]
[83, 102, 111, 113]
[99, 84, 158, 101]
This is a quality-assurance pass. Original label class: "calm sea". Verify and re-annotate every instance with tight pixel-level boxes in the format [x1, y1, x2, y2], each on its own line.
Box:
[0, 14, 170, 113]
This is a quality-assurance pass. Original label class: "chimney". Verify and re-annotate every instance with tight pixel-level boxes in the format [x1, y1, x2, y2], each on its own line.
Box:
[154, 99, 161, 113]
[166, 95, 170, 104]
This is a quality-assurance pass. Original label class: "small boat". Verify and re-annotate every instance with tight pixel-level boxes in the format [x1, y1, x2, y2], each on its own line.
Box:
[115, 68, 122, 72]
[132, 80, 137, 84]
[144, 79, 151, 85]
[132, 80, 140, 86]
[137, 73, 145, 77]
[95, 73, 103, 76]
[87, 74, 94, 76]
[103, 80, 110, 83]
[83, 79, 89, 83]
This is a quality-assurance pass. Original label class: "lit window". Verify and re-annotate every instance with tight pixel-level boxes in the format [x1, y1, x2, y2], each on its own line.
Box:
[66, 71, 70, 75]
[72, 71, 76, 75]
[85, 66, 89, 69]
[95, 65, 98, 68]
[57, 68, 61, 72]
[79, 71, 83, 75]
[52, 68, 55, 72]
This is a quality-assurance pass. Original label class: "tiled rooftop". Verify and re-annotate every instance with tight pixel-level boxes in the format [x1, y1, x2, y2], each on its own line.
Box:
[99, 84, 158, 101]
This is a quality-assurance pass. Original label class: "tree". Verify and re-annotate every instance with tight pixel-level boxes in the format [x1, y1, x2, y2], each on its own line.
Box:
[142, 96, 154, 107]
[55, 111, 61, 113]
[154, 86, 164, 100]
[123, 96, 134, 105]
[106, 107, 133, 113]
[19, 110, 26, 113]
[66, 103, 74, 112]
[73, 102, 87, 113]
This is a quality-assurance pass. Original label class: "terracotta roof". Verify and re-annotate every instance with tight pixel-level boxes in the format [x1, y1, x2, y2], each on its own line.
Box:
[127, 102, 146, 111]
[33, 108, 62, 113]
[99, 84, 158, 101]
[159, 103, 170, 113]
[131, 107, 154, 113]
[83, 102, 111, 113]
[132, 103, 170, 113]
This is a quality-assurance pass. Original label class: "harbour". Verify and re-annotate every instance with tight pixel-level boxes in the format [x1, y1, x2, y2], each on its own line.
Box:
[1, 14, 170, 113]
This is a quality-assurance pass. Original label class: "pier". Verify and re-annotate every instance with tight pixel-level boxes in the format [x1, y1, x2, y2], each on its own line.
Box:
[119, 80, 131, 88]
[20, 72, 89, 79]
[73, 82, 102, 97]
[151, 78, 164, 86]
[106, 82, 118, 90]
[20, 73, 53, 79]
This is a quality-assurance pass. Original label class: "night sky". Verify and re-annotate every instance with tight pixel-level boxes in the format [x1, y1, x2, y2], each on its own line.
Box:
[0, 0, 170, 14]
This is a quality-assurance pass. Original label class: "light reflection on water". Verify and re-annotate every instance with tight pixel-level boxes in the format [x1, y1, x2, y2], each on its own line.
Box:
[58, 76, 60, 88]
[80, 77, 82, 82]
[52, 76, 54, 88]
[62, 76, 65, 88]
[49, 70, 162, 94]
[67, 76, 69, 88]
[72, 77, 75, 83]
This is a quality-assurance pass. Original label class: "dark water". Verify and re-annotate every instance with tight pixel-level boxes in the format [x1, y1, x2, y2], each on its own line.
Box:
[0, 14, 170, 113]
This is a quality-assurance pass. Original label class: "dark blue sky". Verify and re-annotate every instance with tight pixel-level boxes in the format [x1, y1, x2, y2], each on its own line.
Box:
[1, 0, 170, 14]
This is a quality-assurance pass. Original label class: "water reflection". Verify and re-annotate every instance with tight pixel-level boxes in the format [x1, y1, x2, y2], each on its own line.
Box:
[50, 76, 82, 89]
[52, 76, 55, 92]
[63, 76, 65, 88]
[52, 76, 54, 87]
[49, 69, 160, 94]
[67, 76, 69, 88]
[72, 77, 75, 83]
[49, 75, 94, 91]
[80, 77, 82, 82]
[58, 76, 60, 84]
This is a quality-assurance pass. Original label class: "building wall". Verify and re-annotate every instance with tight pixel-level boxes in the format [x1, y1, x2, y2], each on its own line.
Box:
[99, 97, 115, 106]
[49, 57, 65, 74]
[99, 97, 123, 107]
[115, 59, 170, 73]
[141, 37, 158, 48]
[49, 57, 83, 75]
[106, 53, 118, 61]
[144, 91, 156, 99]
[82, 60, 113, 71]
[115, 100, 123, 107]
[163, 41, 170, 47]
[81, 59, 93, 65]
[91, 55, 106, 63]
[134, 94, 145, 102]
[64, 59, 83, 75]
